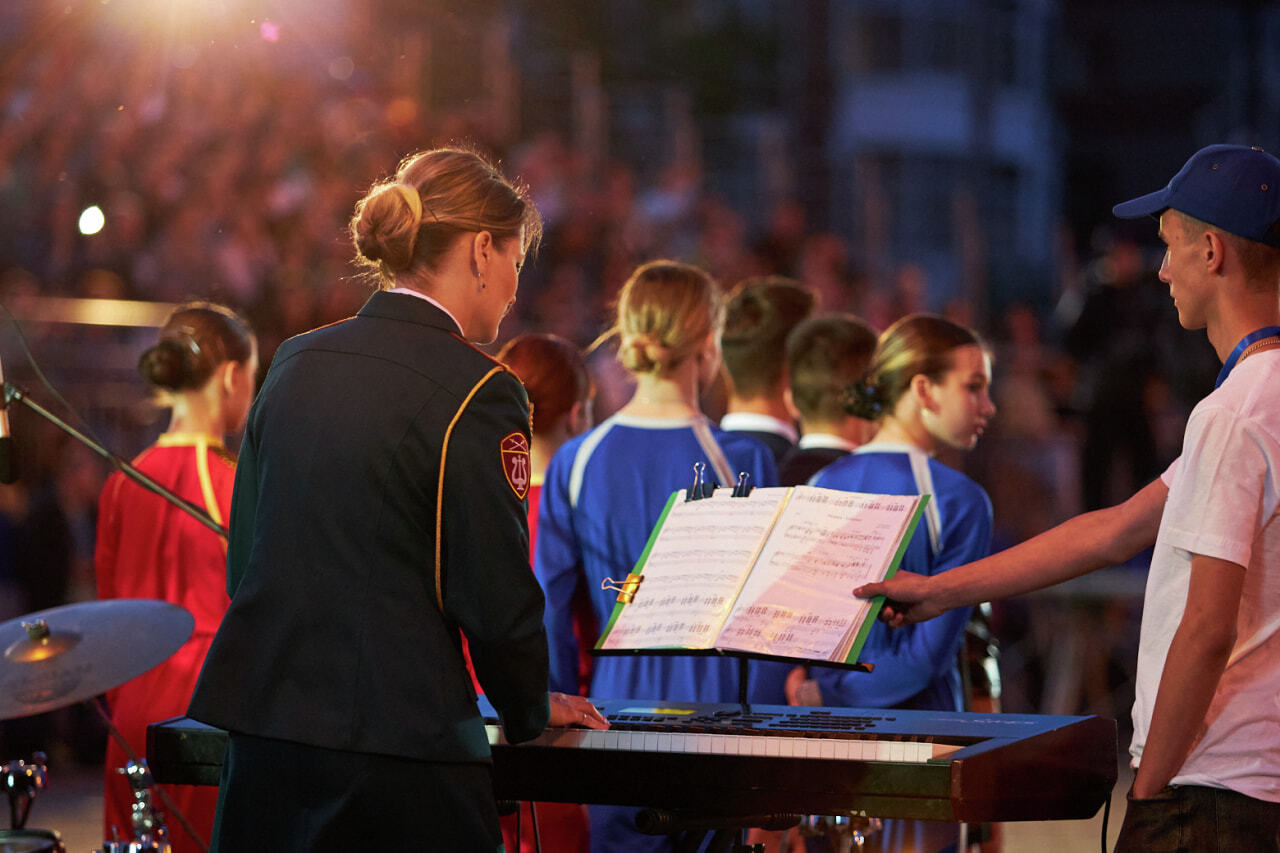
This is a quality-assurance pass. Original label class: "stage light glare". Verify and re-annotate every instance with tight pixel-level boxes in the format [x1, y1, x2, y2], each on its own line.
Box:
[79, 206, 106, 236]
[260, 20, 280, 42]
[329, 56, 355, 81]
[386, 97, 418, 128]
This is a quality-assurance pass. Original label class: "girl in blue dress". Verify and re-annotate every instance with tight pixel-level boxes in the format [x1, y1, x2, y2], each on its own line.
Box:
[535, 260, 781, 852]
[803, 313, 997, 853]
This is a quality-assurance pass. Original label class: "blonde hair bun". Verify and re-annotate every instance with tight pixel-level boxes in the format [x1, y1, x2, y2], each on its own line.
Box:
[351, 183, 422, 273]
[599, 260, 723, 377]
[619, 334, 672, 373]
[349, 147, 543, 287]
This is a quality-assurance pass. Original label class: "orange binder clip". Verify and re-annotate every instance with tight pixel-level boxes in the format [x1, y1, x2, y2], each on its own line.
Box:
[601, 573, 644, 604]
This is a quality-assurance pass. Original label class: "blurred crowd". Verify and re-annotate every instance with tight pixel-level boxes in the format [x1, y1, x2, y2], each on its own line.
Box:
[0, 5, 1224, 760]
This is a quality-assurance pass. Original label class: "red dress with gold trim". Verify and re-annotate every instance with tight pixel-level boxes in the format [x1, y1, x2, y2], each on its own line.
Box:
[95, 434, 234, 851]
[494, 478, 591, 853]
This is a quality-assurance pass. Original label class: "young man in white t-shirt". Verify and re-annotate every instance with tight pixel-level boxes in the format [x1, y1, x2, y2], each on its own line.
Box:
[857, 144, 1280, 850]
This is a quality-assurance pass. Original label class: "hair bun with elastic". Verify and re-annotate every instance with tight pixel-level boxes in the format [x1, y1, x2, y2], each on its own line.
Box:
[138, 338, 200, 391]
[843, 377, 883, 419]
[352, 183, 422, 273]
[620, 333, 671, 373]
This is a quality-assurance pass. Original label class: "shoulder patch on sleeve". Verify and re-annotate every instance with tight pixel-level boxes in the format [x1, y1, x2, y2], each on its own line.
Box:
[501, 431, 532, 500]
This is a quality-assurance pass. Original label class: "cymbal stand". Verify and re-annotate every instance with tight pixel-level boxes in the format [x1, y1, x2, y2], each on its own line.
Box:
[4, 751, 48, 830]
[90, 697, 208, 853]
[118, 760, 171, 852]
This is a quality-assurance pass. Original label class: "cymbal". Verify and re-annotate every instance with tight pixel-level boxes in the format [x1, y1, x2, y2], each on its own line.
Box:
[0, 599, 194, 720]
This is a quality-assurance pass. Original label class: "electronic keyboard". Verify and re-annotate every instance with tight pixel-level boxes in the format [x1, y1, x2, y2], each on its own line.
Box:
[148, 698, 1116, 823]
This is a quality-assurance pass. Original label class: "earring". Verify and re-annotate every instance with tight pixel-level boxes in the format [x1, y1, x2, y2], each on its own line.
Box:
[477, 274, 486, 292]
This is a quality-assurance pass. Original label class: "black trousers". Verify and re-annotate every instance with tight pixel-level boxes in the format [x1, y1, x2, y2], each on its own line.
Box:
[1115, 783, 1280, 853]
[211, 732, 504, 852]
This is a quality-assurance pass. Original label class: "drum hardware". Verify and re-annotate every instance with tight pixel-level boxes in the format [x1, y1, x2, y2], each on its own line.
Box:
[89, 704, 202, 853]
[1, 753, 64, 852]
[4, 753, 48, 831]
[0, 827, 65, 852]
[795, 815, 882, 851]
[90, 760, 173, 853]
[0, 600, 199, 852]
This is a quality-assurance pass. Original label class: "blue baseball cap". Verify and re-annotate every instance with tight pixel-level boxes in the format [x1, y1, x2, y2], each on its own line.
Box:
[1112, 144, 1280, 248]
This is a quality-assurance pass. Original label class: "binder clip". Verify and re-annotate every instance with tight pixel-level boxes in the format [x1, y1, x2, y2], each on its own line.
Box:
[601, 573, 644, 604]
[731, 471, 753, 498]
[686, 462, 716, 501]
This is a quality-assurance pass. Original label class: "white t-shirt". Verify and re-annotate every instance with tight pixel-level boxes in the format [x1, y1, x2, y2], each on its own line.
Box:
[1130, 349, 1280, 802]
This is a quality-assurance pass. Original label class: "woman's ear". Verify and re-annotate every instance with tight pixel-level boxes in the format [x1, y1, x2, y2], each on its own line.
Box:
[909, 373, 938, 413]
[219, 361, 238, 398]
[472, 230, 493, 271]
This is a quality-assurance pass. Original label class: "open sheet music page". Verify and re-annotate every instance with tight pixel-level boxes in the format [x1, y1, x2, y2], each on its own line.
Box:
[597, 488, 789, 651]
[715, 489, 921, 662]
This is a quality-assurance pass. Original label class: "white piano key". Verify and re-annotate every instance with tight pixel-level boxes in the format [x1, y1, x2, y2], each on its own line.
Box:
[498, 722, 944, 765]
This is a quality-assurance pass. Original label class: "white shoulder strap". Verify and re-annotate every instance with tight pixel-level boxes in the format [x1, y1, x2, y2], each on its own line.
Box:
[691, 417, 736, 486]
[568, 416, 617, 509]
[906, 448, 942, 557]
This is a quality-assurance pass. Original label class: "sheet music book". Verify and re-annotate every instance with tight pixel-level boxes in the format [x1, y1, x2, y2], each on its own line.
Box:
[596, 485, 927, 666]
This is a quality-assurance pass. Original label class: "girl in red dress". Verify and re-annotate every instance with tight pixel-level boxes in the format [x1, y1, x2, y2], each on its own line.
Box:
[494, 333, 595, 853]
[95, 302, 257, 851]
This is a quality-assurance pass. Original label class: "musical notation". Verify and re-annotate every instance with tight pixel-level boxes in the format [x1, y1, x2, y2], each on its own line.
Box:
[597, 486, 924, 664]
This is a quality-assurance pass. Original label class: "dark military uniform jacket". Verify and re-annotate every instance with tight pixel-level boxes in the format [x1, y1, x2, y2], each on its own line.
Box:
[188, 290, 550, 761]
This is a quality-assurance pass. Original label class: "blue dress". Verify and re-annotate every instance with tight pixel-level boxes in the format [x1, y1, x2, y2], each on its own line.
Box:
[809, 443, 992, 711]
[535, 412, 783, 852]
[809, 443, 992, 853]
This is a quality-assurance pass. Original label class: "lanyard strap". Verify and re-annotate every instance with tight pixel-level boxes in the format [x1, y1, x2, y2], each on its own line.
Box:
[1216, 326, 1280, 388]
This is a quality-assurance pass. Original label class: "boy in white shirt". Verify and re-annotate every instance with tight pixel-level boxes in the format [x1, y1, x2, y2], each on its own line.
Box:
[858, 144, 1280, 851]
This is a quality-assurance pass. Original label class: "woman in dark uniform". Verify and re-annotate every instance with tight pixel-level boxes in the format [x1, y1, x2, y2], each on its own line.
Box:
[187, 147, 607, 852]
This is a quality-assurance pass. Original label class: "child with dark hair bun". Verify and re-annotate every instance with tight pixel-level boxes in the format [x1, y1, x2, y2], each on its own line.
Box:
[96, 301, 257, 851]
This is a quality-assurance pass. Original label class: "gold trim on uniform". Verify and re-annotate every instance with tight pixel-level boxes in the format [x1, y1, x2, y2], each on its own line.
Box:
[436, 366, 506, 610]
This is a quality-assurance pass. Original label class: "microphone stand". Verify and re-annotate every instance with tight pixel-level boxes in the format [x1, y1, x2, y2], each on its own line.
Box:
[2, 381, 224, 535]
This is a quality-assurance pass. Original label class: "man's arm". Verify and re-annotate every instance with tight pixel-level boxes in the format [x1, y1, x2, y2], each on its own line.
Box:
[1131, 553, 1244, 797]
[856, 477, 1168, 625]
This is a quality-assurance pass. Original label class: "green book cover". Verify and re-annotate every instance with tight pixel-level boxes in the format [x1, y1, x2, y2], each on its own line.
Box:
[840, 494, 929, 664]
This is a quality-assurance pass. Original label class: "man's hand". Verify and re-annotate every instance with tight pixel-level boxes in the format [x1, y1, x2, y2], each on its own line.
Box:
[853, 571, 943, 627]
[548, 692, 610, 729]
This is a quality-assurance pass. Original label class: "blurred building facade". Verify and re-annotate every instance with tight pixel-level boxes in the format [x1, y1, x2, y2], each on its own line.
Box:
[505, 0, 1061, 319]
